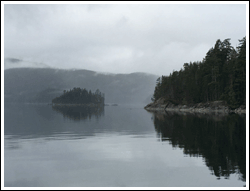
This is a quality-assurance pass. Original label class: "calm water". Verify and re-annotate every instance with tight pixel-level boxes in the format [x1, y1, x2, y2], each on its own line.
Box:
[4, 103, 246, 187]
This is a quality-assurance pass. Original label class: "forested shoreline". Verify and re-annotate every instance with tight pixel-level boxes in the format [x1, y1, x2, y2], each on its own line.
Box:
[152, 37, 246, 110]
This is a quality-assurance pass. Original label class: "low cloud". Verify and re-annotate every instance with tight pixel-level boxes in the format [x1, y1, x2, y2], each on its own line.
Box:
[4, 3, 246, 76]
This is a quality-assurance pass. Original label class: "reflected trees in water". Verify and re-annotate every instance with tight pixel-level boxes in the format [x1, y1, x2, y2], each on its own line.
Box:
[52, 105, 104, 121]
[151, 111, 246, 182]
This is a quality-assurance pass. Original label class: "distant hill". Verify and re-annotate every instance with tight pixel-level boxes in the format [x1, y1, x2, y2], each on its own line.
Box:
[4, 67, 158, 104]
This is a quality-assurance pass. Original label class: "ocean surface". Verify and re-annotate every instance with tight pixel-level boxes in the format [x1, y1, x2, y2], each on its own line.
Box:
[4, 103, 246, 187]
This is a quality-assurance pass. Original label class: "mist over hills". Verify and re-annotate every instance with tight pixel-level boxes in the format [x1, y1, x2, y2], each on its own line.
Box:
[4, 66, 158, 104]
[4, 57, 50, 69]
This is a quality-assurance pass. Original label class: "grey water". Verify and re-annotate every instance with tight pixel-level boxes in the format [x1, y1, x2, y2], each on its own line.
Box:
[4, 103, 246, 187]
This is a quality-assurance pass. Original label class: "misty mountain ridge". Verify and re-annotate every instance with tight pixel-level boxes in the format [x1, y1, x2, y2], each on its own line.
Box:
[4, 62, 158, 104]
[4, 57, 155, 76]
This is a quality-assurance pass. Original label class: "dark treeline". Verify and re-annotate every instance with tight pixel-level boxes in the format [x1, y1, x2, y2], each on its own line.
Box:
[153, 37, 246, 109]
[52, 87, 105, 105]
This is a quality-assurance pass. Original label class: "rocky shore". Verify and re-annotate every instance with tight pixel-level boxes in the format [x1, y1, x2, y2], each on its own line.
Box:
[144, 97, 246, 114]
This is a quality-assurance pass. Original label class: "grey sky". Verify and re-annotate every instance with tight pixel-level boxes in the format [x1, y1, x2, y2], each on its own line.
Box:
[3, 2, 247, 76]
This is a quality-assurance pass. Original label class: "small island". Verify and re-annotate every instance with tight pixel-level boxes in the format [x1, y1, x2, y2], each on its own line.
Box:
[52, 87, 104, 106]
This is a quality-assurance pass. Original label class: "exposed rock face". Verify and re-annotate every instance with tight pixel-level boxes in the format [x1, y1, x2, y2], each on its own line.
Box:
[144, 97, 246, 114]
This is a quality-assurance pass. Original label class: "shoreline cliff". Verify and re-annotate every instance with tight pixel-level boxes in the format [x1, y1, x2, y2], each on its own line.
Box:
[144, 97, 246, 114]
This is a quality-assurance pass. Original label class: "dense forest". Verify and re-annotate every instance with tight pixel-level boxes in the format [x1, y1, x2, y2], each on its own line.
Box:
[52, 87, 105, 105]
[153, 37, 246, 109]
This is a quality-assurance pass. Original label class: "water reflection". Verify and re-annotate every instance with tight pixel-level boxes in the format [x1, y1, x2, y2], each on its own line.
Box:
[4, 103, 153, 141]
[150, 110, 246, 182]
[4, 103, 246, 187]
[52, 105, 104, 121]
[4, 103, 105, 140]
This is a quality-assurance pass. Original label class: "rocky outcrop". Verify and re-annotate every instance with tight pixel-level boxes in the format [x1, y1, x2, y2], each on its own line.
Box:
[144, 97, 168, 111]
[233, 105, 246, 114]
[144, 97, 246, 114]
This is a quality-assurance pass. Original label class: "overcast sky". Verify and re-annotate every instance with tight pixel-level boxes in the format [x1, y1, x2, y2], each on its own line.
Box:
[3, 2, 247, 76]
